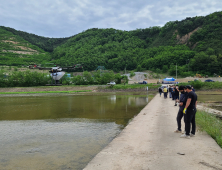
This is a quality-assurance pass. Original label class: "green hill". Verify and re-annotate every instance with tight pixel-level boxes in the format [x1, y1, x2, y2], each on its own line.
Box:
[1, 26, 71, 52]
[1, 11, 222, 76]
[0, 27, 51, 66]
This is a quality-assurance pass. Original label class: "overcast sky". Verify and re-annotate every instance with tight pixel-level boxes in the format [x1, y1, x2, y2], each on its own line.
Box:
[0, 0, 221, 38]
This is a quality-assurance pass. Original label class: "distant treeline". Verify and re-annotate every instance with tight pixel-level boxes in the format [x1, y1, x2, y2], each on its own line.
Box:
[0, 69, 128, 87]
[62, 71, 128, 85]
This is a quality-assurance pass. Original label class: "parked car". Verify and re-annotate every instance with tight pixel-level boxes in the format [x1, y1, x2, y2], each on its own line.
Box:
[138, 81, 147, 84]
[188, 79, 199, 83]
[107, 81, 116, 85]
[205, 79, 215, 82]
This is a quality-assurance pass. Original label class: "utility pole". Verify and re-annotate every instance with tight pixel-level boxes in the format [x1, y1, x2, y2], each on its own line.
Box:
[176, 63, 177, 79]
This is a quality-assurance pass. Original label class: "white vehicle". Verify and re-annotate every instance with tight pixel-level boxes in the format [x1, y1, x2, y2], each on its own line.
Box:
[107, 81, 116, 85]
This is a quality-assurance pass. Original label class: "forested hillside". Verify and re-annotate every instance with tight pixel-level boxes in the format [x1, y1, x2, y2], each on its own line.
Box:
[0, 27, 51, 66]
[1, 11, 222, 76]
[52, 11, 222, 75]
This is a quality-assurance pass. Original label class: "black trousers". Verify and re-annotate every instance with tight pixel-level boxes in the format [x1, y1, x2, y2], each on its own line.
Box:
[184, 109, 196, 136]
[176, 108, 184, 131]
[172, 93, 175, 100]
[164, 92, 167, 98]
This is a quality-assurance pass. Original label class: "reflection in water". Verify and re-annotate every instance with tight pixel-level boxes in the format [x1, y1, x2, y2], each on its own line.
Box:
[109, 95, 116, 104]
[0, 94, 152, 170]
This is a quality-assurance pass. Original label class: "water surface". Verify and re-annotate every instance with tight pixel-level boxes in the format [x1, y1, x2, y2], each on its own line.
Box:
[0, 93, 152, 170]
[197, 93, 222, 111]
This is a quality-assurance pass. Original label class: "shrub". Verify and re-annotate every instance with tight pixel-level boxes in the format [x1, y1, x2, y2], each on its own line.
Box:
[0, 70, 51, 87]
[130, 71, 135, 78]
[190, 80, 203, 89]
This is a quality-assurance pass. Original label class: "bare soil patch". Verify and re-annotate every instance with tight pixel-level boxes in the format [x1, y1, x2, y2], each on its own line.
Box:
[176, 27, 201, 44]
[2, 40, 19, 44]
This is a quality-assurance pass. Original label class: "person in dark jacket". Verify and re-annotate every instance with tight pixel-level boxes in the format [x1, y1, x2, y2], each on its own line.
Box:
[159, 87, 162, 97]
[169, 86, 172, 98]
[174, 85, 188, 133]
[181, 85, 197, 139]
[172, 86, 175, 100]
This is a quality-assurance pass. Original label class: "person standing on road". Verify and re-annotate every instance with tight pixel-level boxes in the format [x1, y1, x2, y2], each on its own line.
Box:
[163, 87, 168, 99]
[159, 87, 162, 97]
[180, 85, 197, 139]
[174, 86, 188, 133]
[169, 86, 172, 98]
[172, 86, 175, 100]
[174, 85, 180, 106]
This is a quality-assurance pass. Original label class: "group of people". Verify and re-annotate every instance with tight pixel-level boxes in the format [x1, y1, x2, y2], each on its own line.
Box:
[158, 85, 197, 138]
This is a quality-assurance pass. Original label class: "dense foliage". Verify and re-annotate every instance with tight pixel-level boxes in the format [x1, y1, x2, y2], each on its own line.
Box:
[0, 70, 51, 87]
[64, 71, 128, 85]
[52, 28, 193, 71]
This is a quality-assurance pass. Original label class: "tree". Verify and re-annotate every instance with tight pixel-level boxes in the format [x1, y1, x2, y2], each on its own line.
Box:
[162, 65, 168, 73]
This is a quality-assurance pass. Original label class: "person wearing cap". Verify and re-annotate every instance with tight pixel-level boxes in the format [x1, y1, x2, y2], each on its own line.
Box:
[174, 85, 188, 133]
[180, 85, 197, 139]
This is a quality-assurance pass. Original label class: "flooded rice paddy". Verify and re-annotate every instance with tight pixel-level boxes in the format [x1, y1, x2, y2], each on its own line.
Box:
[197, 92, 222, 111]
[0, 93, 152, 170]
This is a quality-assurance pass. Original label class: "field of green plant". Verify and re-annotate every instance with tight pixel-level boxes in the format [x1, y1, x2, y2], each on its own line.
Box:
[179, 80, 222, 90]
[196, 110, 222, 148]
[105, 84, 160, 90]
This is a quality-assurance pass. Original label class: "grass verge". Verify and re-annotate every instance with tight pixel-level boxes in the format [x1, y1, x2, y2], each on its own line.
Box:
[196, 110, 222, 148]
[0, 90, 92, 94]
[105, 84, 161, 90]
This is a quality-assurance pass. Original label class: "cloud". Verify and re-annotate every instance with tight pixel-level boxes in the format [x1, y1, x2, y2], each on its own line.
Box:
[0, 0, 221, 37]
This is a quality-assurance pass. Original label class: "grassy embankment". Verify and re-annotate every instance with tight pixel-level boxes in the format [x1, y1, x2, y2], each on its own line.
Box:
[103, 83, 161, 90]
[179, 81, 222, 90]
[0, 90, 91, 94]
[196, 110, 222, 148]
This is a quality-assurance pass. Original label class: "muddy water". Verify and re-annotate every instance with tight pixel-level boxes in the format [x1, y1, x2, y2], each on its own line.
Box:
[197, 93, 222, 111]
[0, 94, 151, 170]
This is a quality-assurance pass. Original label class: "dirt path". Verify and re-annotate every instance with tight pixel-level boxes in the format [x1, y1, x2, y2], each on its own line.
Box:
[84, 94, 222, 170]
